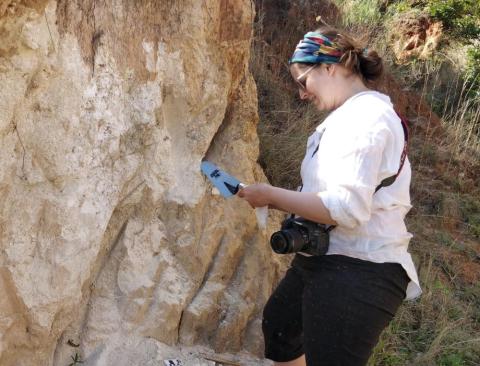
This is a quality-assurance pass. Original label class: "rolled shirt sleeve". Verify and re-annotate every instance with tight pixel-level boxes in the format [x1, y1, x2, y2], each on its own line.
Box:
[316, 124, 393, 229]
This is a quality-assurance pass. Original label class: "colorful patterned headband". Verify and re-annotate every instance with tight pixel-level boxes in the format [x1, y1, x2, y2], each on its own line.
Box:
[289, 32, 343, 65]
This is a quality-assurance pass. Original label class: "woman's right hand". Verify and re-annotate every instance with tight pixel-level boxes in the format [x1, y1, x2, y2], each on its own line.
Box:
[237, 183, 273, 208]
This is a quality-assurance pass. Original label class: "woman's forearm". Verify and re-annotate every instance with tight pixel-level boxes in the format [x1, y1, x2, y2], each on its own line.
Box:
[267, 186, 337, 225]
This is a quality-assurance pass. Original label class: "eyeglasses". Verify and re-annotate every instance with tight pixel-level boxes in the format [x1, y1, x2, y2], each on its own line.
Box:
[295, 65, 318, 90]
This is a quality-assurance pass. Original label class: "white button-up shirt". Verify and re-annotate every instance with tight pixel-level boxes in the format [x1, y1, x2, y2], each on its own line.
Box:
[301, 91, 421, 300]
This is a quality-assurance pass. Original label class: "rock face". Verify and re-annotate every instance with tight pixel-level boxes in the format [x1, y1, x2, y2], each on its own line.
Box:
[0, 1, 283, 365]
[390, 14, 443, 62]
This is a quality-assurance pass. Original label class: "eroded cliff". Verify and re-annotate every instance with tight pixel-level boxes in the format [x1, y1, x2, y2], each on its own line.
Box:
[0, 1, 282, 365]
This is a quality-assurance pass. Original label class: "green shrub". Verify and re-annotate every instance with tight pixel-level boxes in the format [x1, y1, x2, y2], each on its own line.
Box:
[427, 0, 480, 38]
[388, 0, 414, 14]
[428, 0, 464, 28]
[439, 352, 465, 366]
[465, 45, 480, 87]
[455, 15, 480, 38]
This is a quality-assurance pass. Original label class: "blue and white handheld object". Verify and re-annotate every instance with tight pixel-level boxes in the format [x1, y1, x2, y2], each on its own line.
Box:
[200, 161, 245, 198]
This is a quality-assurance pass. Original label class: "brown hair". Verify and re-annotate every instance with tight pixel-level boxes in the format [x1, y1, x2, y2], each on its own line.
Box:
[315, 26, 384, 83]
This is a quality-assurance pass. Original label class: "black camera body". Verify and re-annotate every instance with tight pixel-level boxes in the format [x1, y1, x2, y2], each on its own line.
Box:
[270, 217, 330, 256]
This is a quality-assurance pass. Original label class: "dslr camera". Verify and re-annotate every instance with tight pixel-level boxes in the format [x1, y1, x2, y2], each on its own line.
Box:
[270, 217, 331, 256]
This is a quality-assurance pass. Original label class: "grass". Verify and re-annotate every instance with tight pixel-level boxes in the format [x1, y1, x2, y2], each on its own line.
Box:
[250, 2, 329, 189]
[332, 0, 383, 27]
[368, 242, 480, 365]
[366, 129, 480, 365]
[459, 196, 480, 238]
[250, 1, 480, 365]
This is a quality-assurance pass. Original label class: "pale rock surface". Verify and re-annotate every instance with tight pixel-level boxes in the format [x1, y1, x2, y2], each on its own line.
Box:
[0, 1, 286, 365]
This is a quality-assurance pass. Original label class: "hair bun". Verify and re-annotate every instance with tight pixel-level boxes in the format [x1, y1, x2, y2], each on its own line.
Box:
[314, 26, 383, 83]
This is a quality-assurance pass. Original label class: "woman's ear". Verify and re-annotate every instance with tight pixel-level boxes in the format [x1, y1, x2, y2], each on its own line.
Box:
[326, 64, 336, 76]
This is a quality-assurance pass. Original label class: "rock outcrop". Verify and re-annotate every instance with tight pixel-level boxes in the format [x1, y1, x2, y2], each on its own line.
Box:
[0, 1, 283, 365]
[390, 14, 443, 62]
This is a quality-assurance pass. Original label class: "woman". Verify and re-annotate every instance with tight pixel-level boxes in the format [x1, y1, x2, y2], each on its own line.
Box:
[238, 27, 421, 366]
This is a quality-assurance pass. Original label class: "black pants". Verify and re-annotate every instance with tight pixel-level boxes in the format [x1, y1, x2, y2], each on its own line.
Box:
[262, 254, 409, 366]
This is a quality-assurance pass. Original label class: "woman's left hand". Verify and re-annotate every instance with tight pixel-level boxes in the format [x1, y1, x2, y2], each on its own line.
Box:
[237, 183, 272, 208]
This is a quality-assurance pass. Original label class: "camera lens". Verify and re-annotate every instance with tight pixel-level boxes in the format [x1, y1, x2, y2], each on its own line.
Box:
[270, 232, 289, 254]
[270, 229, 305, 254]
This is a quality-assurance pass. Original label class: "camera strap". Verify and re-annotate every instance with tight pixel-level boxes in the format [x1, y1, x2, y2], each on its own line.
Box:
[374, 111, 409, 192]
